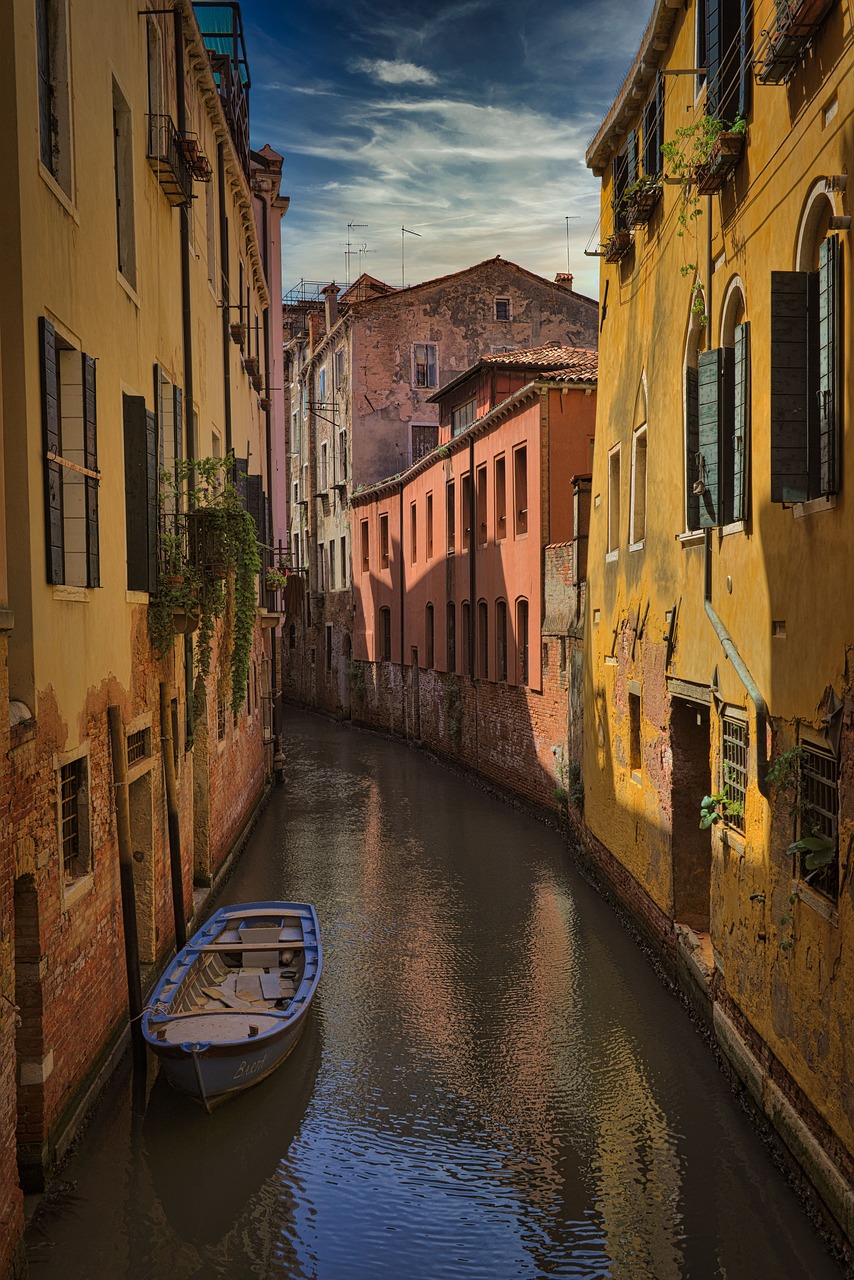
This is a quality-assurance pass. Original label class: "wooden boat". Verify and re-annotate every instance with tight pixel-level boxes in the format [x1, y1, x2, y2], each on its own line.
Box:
[142, 901, 321, 1109]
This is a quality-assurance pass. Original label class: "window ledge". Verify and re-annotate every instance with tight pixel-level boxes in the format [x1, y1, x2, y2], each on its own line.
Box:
[793, 880, 839, 924]
[126, 590, 150, 604]
[793, 494, 837, 519]
[53, 585, 89, 603]
[631, 769, 642, 785]
[39, 162, 79, 222]
[117, 270, 140, 308]
[721, 520, 746, 537]
[62, 872, 94, 912]
[605, 550, 618, 563]
[719, 827, 746, 856]
[676, 530, 705, 547]
[628, 540, 645, 553]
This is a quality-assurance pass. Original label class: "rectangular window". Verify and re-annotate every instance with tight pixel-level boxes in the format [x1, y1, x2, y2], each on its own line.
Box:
[425, 604, 434, 669]
[607, 445, 621, 556]
[59, 755, 90, 884]
[514, 446, 528, 537]
[380, 513, 389, 569]
[447, 601, 456, 673]
[612, 131, 637, 232]
[338, 429, 348, 482]
[630, 426, 647, 547]
[494, 297, 511, 321]
[495, 456, 507, 541]
[319, 440, 328, 491]
[462, 601, 471, 676]
[410, 502, 417, 565]
[411, 423, 439, 461]
[334, 346, 345, 385]
[40, 320, 100, 588]
[155, 365, 182, 511]
[496, 600, 508, 681]
[478, 600, 489, 679]
[113, 80, 136, 288]
[317, 367, 326, 403]
[340, 536, 347, 586]
[37, 0, 72, 193]
[329, 541, 336, 590]
[426, 493, 433, 559]
[629, 690, 642, 775]
[476, 464, 487, 546]
[642, 77, 665, 177]
[293, 532, 300, 569]
[796, 743, 839, 900]
[123, 393, 157, 593]
[721, 713, 747, 834]
[318, 542, 326, 591]
[412, 343, 438, 389]
[517, 599, 529, 686]
[446, 480, 456, 553]
[380, 606, 391, 661]
[127, 728, 150, 767]
[461, 473, 472, 551]
[361, 519, 369, 572]
[451, 399, 476, 436]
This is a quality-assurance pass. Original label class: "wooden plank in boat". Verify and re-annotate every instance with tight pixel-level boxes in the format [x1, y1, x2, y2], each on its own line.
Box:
[260, 972, 282, 1000]
[195, 942, 305, 953]
[200, 985, 258, 1012]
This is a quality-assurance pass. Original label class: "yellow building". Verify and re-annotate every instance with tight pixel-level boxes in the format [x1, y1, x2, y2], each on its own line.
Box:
[0, 0, 284, 1205]
[585, 0, 854, 1243]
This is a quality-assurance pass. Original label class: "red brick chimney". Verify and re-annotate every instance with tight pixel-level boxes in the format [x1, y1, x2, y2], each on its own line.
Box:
[554, 272, 574, 291]
[321, 282, 339, 332]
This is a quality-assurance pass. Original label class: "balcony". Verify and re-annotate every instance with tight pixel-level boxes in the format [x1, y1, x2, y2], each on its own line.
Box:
[193, 3, 251, 176]
[755, 0, 835, 84]
[147, 115, 193, 206]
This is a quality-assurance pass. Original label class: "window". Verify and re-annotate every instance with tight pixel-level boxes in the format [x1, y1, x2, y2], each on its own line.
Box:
[325, 625, 333, 672]
[692, 309, 751, 528]
[123, 393, 156, 593]
[293, 532, 300, 568]
[411, 423, 439, 461]
[516, 599, 529, 686]
[59, 755, 90, 884]
[642, 76, 665, 177]
[477, 600, 488, 679]
[112, 80, 136, 287]
[447, 601, 456, 672]
[461, 601, 471, 675]
[319, 441, 328, 492]
[704, 0, 751, 123]
[494, 297, 511, 321]
[379, 513, 389, 569]
[425, 604, 434, 668]
[446, 480, 456, 553]
[379, 606, 391, 661]
[496, 600, 508, 681]
[426, 493, 433, 559]
[612, 132, 637, 233]
[495, 456, 507, 541]
[695, 0, 707, 94]
[318, 542, 326, 592]
[461, 473, 472, 550]
[155, 365, 182, 511]
[514, 446, 528, 537]
[629, 690, 642, 776]
[340, 536, 347, 586]
[317, 367, 326, 403]
[361, 519, 369, 572]
[771, 231, 841, 504]
[795, 743, 839, 900]
[329, 541, 336, 590]
[412, 343, 438, 389]
[37, 0, 72, 193]
[721, 713, 747, 834]
[410, 502, 417, 564]
[607, 445, 621, 556]
[476, 465, 487, 546]
[630, 426, 648, 547]
[451, 399, 476, 436]
[334, 346, 345, 385]
[40, 320, 100, 588]
[206, 171, 217, 290]
[127, 728, 150, 767]
[338, 429, 348, 482]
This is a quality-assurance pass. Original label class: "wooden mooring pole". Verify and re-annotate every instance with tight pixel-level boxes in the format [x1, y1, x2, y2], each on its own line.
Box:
[107, 704, 146, 1074]
[160, 681, 188, 952]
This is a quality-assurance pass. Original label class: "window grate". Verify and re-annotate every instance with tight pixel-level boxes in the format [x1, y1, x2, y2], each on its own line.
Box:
[60, 758, 86, 881]
[127, 729, 148, 766]
[721, 715, 747, 833]
[799, 745, 838, 899]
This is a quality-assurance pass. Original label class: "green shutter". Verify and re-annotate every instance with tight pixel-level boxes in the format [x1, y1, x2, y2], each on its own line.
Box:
[39, 316, 64, 584]
[817, 235, 839, 496]
[738, 0, 752, 120]
[123, 394, 149, 592]
[173, 384, 183, 475]
[698, 348, 724, 527]
[732, 322, 750, 522]
[770, 272, 811, 503]
[146, 408, 158, 590]
[82, 353, 100, 587]
[685, 365, 700, 532]
[706, 0, 739, 120]
[153, 363, 163, 470]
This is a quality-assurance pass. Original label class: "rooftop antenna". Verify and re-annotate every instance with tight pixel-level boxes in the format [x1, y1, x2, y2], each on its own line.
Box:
[358, 242, 372, 277]
[345, 222, 368, 288]
[565, 215, 580, 275]
[401, 226, 422, 288]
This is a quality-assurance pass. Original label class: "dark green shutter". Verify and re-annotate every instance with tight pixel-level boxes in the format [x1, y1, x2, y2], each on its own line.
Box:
[770, 272, 811, 503]
[627, 129, 638, 186]
[817, 235, 839, 496]
[685, 365, 700, 531]
[247, 474, 264, 541]
[173, 383, 183, 473]
[82, 353, 100, 587]
[732, 322, 750, 522]
[153, 363, 163, 471]
[146, 408, 158, 589]
[39, 316, 64, 583]
[698, 348, 724, 527]
[124, 394, 149, 591]
[738, 0, 752, 120]
[706, 0, 740, 120]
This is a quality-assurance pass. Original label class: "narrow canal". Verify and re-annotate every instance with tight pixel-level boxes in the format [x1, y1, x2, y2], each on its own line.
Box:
[27, 709, 845, 1279]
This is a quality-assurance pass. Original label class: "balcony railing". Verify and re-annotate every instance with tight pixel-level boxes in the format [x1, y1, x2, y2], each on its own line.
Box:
[147, 115, 194, 206]
[754, 0, 835, 83]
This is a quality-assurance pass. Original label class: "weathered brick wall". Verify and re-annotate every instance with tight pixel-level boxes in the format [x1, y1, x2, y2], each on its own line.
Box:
[281, 590, 353, 720]
[207, 624, 267, 875]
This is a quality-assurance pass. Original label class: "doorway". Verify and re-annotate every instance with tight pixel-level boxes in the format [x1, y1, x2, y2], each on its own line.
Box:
[670, 697, 711, 932]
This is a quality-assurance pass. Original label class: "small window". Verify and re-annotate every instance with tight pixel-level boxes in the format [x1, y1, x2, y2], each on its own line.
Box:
[447, 601, 456, 672]
[461, 473, 472, 551]
[425, 604, 434, 669]
[446, 480, 456, 553]
[451, 400, 476, 436]
[426, 493, 433, 559]
[630, 426, 647, 547]
[721, 713, 748, 834]
[516, 599, 529, 686]
[513, 446, 528, 537]
[127, 728, 150, 766]
[113, 79, 136, 287]
[361, 519, 369, 573]
[379, 513, 389, 569]
[329, 541, 336, 590]
[495, 456, 507, 541]
[319, 441, 328, 492]
[379, 606, 391, 661]
[496, 600, 508, 682]
[317, 367, 326, 403]
[317, 542, 326, 591]
[495, 297, 511, 321]
[59, 755, 90, 884]
[476, 465, 487, 546]
[334, 347, 345, 385]
[340, 536, 347, 586]
[629, 690, 642, 775]
[293, 532, 300, 568]
[37, 0, 72, 193]
[607, 445, 621, 556]
[477, 600, 489, 679]
[412, 343, 438, 389]
[411, 423, 439, 461]
[461, 600, 471, 675]
[410, 502, 417, 565]
[795, 743, 839, 900]
[338, 429, 348, 482]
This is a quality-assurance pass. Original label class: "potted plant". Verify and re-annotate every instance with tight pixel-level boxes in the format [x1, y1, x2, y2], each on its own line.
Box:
[621, 173, 663, 228]
[603, 230, 633, 263]
[265, 566, 289, 592]
[259, 396, 272, 412]
[230, 321, 246, 346]
[250, 372, 263, 392]
[758, 0, 835, 82]
[243, 355, 259, 377]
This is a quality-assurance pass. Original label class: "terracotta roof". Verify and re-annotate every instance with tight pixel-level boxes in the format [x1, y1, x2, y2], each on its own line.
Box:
[428, 342, 597, 402]
[344, 256, 599, 312]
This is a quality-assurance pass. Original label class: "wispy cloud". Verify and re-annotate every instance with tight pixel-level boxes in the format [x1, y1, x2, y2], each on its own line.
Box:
[352, 58, 439, 86]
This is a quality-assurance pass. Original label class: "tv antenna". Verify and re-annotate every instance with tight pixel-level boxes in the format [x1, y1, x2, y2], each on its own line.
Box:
[565, 216, 580, 275]
[344, 222, 368, 287]
[401, 226, 422, 288]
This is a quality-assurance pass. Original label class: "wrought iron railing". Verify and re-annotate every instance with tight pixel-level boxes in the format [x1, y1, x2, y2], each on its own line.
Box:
[146, 114, 193, 206]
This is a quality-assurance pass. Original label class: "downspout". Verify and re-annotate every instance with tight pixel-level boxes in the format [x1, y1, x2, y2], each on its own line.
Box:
[704, 530, 770, 797]
[468, 437, 476, 679]
[174, 10, 195, 464]
[217, 142, 232, 453]
[107, 706, 145, 1073]
[398, 487, 405, 666]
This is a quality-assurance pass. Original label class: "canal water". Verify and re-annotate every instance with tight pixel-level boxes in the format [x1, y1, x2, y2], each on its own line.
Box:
[26, 709, 846, 1279]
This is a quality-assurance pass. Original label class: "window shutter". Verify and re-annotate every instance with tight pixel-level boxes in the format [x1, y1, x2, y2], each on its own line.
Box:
[738, 0, 752, 120]
[685, 365, 700, 531]
[153, 363, 163, 470]
[427, 345, 437, 388]
[732, 322, 750, 523]
[627, 129, 638, 185]
[146, 408, 158, 590]
[770, 272, 811, 503]
[247, 474, 264, 541]
[123, 393, 149, 591]
[39, 316, 64, 584]
[173, 383, 183, 471]
[706, 0, 722, 115]
[817, 235, 839, 496]
[82, 353, 100, 587]
[613, 151, 628, 230]
[706, 0, 739, 120]
[697, 348, 724, 527]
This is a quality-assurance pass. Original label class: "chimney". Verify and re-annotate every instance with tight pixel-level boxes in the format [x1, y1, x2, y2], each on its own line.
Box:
[308, 311, 321, 353]
[321, 282, 339, 332]
[554, 272, 573, 291]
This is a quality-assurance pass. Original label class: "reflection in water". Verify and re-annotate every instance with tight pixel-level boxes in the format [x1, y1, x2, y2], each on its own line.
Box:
[27, 710, 844, 1279]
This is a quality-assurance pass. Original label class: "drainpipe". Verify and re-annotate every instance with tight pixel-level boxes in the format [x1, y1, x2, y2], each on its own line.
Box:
[174, 9, 195, 464]
[159, 681, 187, 950]
[217, 142, 232, 453]
[468, 437, 476, 678]
[398, 488, 405, 667]
[703, 530, 770, 797]
[107, 706, 145, 1074]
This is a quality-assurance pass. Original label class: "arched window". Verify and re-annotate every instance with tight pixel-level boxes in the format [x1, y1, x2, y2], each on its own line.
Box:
[477, 599, 488, 679]
[378, 606, 391, 661]
[461, 601, 471, 676]
[516, 598, 529, 686]
[496, 600, 508, 681]
[425, 603, 434, 669]
[447, 601, 456, 673]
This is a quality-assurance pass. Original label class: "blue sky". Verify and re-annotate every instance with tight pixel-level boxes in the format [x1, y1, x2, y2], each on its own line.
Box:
[239, 0, 650, 298]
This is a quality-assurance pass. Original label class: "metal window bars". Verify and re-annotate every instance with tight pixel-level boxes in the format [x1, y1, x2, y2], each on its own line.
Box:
[721, 715, 748, 833]
[798, 745, 838, 899]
